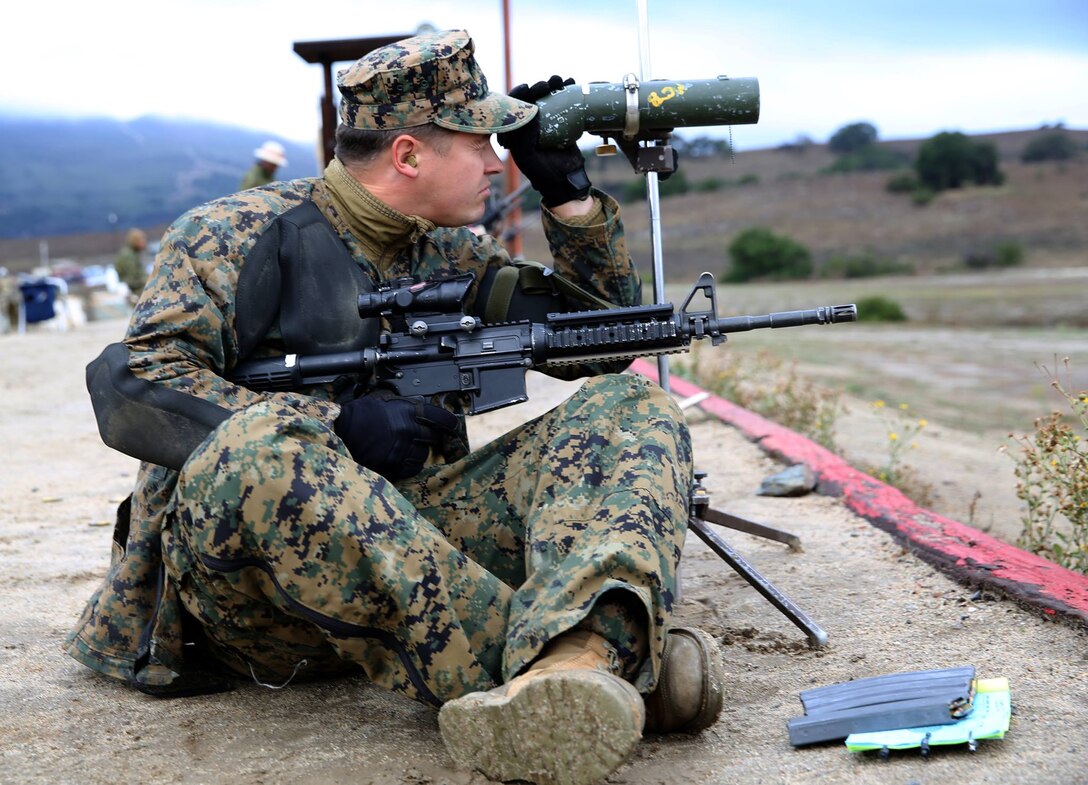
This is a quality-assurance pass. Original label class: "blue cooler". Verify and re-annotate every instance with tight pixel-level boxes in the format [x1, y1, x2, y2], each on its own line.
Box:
[20, 281, 59, 323]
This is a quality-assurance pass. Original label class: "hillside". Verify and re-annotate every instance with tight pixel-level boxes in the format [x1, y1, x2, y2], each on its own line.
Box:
[0, 115, 319, 240]
[0, 123, 1084, 284]
[523, 127, 1088, 280]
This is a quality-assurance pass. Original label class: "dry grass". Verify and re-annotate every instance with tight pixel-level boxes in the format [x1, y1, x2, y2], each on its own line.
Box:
[521, 129, 1088, 284]
[525, 128, 1088, 440]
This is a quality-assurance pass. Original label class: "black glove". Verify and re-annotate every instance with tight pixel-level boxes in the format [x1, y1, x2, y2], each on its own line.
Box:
[334, 390, 459, 480]
[498, 75, 591, 207]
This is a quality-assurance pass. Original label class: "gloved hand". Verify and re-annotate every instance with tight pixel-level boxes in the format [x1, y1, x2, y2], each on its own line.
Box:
[334, 389, 459, 480]
[498, 75, 592, 207]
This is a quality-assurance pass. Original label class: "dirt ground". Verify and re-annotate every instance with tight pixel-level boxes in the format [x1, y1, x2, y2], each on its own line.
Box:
[2, 316, 1087, 785]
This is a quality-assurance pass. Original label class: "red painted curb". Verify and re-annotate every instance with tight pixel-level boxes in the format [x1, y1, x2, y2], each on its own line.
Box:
[632, 358, 1088, 627]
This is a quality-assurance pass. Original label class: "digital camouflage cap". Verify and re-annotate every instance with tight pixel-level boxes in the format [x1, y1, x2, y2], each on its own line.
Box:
[337, 29, 537, 134]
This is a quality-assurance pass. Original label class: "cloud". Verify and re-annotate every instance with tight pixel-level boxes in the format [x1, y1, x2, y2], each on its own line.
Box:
[3, 0, 1086, 150]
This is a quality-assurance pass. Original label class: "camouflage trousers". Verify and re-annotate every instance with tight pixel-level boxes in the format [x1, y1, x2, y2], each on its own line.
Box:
[164, 373, 692, 706]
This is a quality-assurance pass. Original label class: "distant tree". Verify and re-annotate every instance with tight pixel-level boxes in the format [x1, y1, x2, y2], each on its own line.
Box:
[1021, 131, 1078, 163]
[622, 169, 689, 201]
[914, 132, 1004, 191]
[724, 227, 813, 283]
[826, 145, 910, 173]
[673, 135, 732, 158]
[828, 122, 878, 155]
[777, 134, 815, 154]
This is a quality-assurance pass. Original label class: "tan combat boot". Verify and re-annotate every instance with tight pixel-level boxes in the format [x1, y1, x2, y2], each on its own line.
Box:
[438, 629, 644, 785]
[643, 626, 726, 734]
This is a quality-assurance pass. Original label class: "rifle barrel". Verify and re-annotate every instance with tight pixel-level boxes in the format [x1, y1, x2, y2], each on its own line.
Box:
[718, 304, 857, 333]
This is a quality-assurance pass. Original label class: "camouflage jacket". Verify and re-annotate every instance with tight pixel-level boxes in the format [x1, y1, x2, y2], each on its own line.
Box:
[113, 245, 147, 293]
[239, 163, 275, 191]
[65, 173, 641, 692]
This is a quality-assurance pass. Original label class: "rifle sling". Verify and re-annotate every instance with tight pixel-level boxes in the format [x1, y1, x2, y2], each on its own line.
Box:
[480, 260, 617, 324]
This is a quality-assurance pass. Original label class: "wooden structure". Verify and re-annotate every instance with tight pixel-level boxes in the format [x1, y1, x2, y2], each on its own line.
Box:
[293, 34, 415, 167]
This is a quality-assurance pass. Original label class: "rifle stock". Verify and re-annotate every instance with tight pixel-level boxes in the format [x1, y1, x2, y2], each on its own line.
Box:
[227, 272, 857, 415]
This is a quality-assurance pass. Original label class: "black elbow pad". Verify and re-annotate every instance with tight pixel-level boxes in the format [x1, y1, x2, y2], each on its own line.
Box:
[86, 342, 233, 471]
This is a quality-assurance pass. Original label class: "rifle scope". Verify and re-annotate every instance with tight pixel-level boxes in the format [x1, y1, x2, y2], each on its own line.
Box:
[533, 75, 760, 148]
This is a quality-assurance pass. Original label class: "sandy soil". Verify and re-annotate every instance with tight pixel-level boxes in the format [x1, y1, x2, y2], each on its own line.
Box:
[2, 317, 1086, 785]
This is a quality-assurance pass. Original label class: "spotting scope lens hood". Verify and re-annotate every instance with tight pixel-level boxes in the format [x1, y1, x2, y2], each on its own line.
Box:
[533, 75, 760, 148]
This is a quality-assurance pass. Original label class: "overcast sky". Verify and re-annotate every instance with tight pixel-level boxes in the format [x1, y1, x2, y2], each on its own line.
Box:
[3, 0, 1086, 154]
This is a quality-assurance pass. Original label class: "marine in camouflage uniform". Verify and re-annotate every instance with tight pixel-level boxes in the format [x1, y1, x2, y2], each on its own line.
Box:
[113, 228, 148, 297]
[68, 29, 719, 785]
[238, 162, 275, 191]
[239, 140, 288, 191]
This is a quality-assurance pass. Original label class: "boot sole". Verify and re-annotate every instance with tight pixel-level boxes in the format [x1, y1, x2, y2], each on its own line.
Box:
[439, 670, 643, 785]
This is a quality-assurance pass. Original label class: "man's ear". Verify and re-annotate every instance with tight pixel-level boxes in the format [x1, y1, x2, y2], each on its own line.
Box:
[391, 135, 421, 178]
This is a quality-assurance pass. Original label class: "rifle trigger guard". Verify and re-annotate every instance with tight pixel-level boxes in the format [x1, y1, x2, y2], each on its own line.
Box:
[622, 73, 640, 140]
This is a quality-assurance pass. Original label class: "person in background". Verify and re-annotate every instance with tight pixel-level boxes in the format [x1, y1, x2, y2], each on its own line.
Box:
[0, 267, 21, 332]
[113, 228, 148, 302]
[239, 140, 288, 190]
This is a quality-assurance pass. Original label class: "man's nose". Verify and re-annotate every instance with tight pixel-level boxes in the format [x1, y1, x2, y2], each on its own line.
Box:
[485, 144, 504, 174]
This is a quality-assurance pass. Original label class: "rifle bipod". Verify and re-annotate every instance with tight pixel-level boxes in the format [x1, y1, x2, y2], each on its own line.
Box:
[687, 471, 829, 649]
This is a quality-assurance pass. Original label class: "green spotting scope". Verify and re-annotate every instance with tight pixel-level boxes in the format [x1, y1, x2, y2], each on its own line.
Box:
[533, 74, 760, 148]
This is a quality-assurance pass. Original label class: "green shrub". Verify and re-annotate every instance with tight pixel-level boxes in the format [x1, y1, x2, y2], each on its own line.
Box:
[724, 227, 813, 283]
[691, 174, 760, 192]
[964, 241, 1024, 270]
[885, 171, 919, 193]
[915, 131, 1004, 191]
[622, 179, 645, 202]
[863, 400, 935, 506]
[1021, 131, 1078, 163]
[1005, 359, 1088, 574]
[694, 177, 725, 192]
[658, 169, 690, 198]
[623, 169, 690, 201]
[996, 241, 1025, 267]
[911, 187, 935, 206]
[856, 295, 907, 322]
[826, 145, 910, 173]
[821, 253, 913, 279]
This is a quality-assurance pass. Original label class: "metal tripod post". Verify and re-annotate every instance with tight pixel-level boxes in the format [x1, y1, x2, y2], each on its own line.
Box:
[636, 0, 671, 393]
[688, 474, 829, 648]
[633, 2, 826, 647]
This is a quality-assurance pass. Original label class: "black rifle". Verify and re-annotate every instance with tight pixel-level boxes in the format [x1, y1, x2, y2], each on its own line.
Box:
[226, 269, 852, 647]
[228, 271, 857, 413]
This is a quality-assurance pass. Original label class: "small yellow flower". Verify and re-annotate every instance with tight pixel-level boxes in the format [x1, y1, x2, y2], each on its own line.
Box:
[899, 403, 909, 410]
[918, 419, 928, 428]
[889, 432, 899, 441]
[874, 400, 886, 408]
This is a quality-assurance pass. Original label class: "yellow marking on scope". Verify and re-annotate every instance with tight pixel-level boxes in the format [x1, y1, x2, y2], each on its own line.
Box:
[648, 84, 687, 107]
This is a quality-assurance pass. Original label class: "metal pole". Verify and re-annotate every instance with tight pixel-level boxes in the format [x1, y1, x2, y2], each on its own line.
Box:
[502, 0, 524, 257]
[636, 0, 670, 392]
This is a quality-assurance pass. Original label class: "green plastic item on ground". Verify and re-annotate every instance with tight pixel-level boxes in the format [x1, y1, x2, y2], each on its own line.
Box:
[845, 678, 1011, 755]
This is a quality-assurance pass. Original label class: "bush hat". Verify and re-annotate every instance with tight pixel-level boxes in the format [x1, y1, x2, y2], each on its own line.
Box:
[253, 140, 288, 167]
[337, 29, 536, 134]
